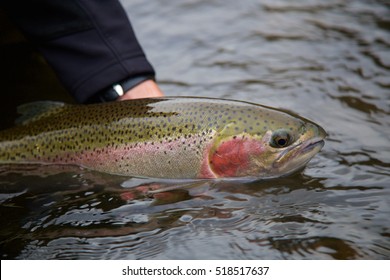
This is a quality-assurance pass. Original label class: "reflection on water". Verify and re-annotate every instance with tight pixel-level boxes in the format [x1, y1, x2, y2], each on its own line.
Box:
[0, 0, 389, 259]
[0, 163, 388, 259]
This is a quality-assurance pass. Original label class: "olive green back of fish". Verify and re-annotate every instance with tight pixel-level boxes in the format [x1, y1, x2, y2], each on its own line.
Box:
[0, 97, 305, 141]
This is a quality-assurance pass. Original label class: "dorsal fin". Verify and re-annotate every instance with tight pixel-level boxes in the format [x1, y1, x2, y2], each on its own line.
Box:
[16, 101, 66, 125]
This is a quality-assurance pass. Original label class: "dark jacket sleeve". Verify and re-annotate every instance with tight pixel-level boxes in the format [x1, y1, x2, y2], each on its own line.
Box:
[1, 0, 155, 103]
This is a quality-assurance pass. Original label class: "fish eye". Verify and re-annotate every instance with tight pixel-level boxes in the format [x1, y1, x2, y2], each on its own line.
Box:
[270, 129, 293, 148]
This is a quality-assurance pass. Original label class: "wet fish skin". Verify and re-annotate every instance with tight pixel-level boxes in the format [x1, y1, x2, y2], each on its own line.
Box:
[0, 97, 326, 179]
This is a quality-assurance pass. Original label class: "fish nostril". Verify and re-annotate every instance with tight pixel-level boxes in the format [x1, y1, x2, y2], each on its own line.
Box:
[305, 123, 327, 139]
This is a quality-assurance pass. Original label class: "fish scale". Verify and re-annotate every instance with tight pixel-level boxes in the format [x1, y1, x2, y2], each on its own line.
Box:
[0, 97, 326, 179]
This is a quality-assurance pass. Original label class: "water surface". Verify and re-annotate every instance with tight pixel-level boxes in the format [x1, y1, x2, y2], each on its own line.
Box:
[0, 0, 389, 259]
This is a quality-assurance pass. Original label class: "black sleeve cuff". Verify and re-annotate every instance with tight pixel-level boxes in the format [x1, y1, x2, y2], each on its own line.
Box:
[85, 75, 155, 103]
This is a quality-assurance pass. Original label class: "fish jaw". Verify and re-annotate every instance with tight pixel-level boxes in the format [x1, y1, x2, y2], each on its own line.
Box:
[270, 138, 324, 177]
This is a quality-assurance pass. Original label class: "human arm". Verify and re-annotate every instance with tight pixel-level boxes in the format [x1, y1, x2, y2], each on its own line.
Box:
[1, 0, 163, 103]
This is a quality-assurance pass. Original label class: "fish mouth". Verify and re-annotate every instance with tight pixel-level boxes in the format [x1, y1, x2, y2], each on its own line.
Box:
[300, 137, 325, 154]
[274, 137, 325, 170]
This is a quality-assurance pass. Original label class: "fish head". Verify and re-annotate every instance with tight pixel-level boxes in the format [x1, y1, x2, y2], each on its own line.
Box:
[261, 120, 326, 178]
[207, 107, 326, 179]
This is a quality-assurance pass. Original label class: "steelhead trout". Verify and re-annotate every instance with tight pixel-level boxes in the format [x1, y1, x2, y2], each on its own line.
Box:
[0, 97, 326, 179]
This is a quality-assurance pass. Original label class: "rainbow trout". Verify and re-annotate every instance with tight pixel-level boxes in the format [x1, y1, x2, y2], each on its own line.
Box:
[0, 97, 326, 179]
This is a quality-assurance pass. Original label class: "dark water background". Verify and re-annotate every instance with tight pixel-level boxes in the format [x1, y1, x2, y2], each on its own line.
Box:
[0, 0, 389, 259]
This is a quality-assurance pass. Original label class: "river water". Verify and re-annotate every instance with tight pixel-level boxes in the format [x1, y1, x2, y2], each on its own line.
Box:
[0, 0, 389, 259]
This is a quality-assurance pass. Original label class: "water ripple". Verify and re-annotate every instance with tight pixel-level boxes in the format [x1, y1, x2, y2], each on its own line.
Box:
[1, 0, 390, 259]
